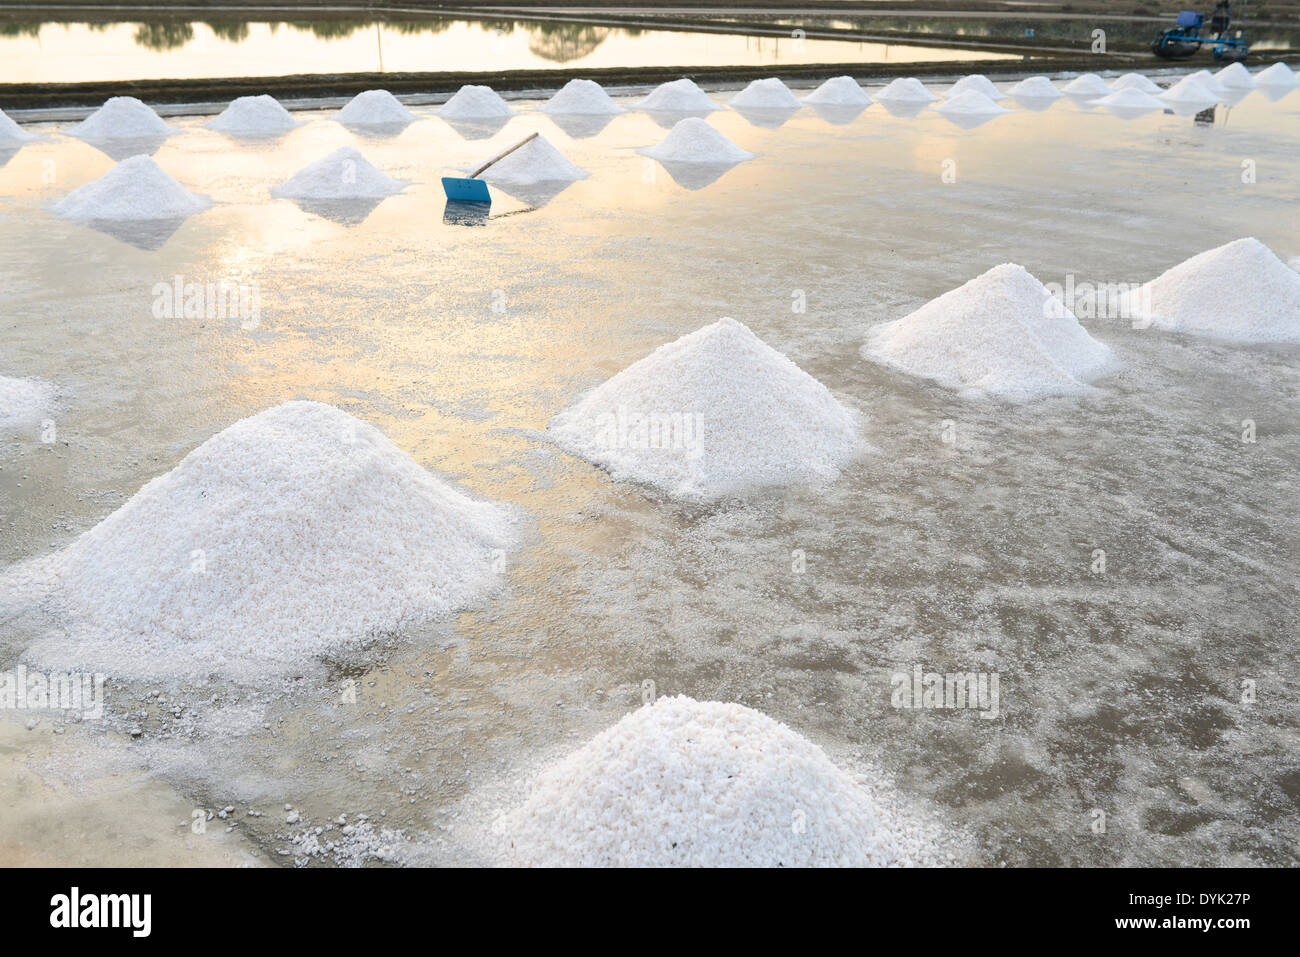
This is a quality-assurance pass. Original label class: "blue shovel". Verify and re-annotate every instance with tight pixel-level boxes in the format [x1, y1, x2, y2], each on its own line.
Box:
[441, 131, 538, 204]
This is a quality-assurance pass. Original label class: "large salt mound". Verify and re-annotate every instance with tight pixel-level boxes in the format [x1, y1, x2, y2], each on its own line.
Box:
[335, 89, 416, 127]
[549, 317, 857, 501]
[729, 77, 802, 110]
[1160, 75, 1221, 108]
[1214, 62, 1256, 89]
[205, 95, 301, 134]
[1061, 73, 1111, 97]
[637, 78, 718, 112]
[803, 75, 872, 106]
[541, 78, 627, 115]
[1187, 69, 1229, 97]
[1112, 72, 1163, 94]
[481, 133, 588, 186]
[863, 263, 1114, 401]
[1120, 238, 1300, 344]
[1254, 61, 1297, 88]
[935, 89, 1010, 117]
[33, 401, 516, 680]
[1096, 87, 1166, 117]
[0, 375, 52, 429]
[0, 108, 36, 145]
[68, 96, 175, 140]
[54, 155, 210, 221]
[272, 146, 406, 200]
[875, 77, 936, 103]
[501, 696, 904, 867]
[1006, 76, 1062, 99]
[439, 85, 515, 119]
[638, 117, 754, 164]
[944, 74, 1002, 100]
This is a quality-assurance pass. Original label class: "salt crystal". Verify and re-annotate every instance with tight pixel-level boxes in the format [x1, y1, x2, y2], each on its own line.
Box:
[1095, 87, 1166, 118]
[205, 95, 301, 134]
[1254, 61, 1297, 88]
[438, 85, 515, 120]
[1005, 76, 1062, 99]
[271, 146, 406, 201]
[68, 97, 175, 140]
[1060, 73, 1111, 97]
[479, 134, 587, 187]
[944, 74, 1003, 100]
[334, 90, 416, 128]
[729, 77, 802, 110]
[540, 79, 626, 115]
[1111, 72, 1163, 94]
[934, 90, 1011, 118]
[637, 117, 753, 164]
[0, 375, 52, 429]
[54, 155, 210, 221]
[802, 76, 872, 107]
[874, 77, 936, 103]
[1159, 74, 1221, 108]
[636, 78, 718, 113]
[1187, 69, 1230, 98]
[0, 108, 36, 145]
[1214, 62, 1256, 89]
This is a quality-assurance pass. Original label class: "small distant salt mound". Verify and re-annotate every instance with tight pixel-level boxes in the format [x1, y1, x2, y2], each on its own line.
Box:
[803, 75, 872, 106]
[729, 77, 802, 110]
[1187, 70, 1230, 98]
[637, 78, 718, 112]
[481, 134, 588, 186]
[1112, 72, 1163, 94]
[54, 155, 210, 221]
[863, 263, 1114, 402]
[32, 401, 516, 680]
[1006, 76, 1062, 99]
[1214, 62, 1256, 89]
[1120, 238, 1300, 344]
[335, 89, 416, 128]
[439, 85, 516, 120]
[1160, 74, 1221, 108]
[944, 74, 1002, 100]
[502, 696, 906, 867]
[541, 79, 627, 115]
[1096, 87, 1166, 117]
[0, 108, 36, 145]
[0, 375, 52, 429]
[935, 90, 1010, 117]
[638, 117, 754, 164]
[205, 95, 300, 134]
[874, 77, 936, 103]
[68, 96, 175, 140]
[550, 317, 856, 500]
[272, 146, 406, 201]
[1255, 61, 1298, 88]
[1061, 73, 1111, 97]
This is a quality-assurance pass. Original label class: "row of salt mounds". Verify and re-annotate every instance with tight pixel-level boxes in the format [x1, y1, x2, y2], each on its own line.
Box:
[0, 108, 37, 145]
[1119, 238, 1300, 344]
[1006, 76, 1063, 100]
[944, 74, 1003, 100]
[205, 94, 301, 135]
[480, 133, 588, 187]
[548, 317, 857, 502]
[803, 75, 873, 107]
[729, 77, 802, 110]
[439, 85, 515, 119]
[541, 78, 627, 115]
[0, 375, 52, 430]
[54, 156, 210, 221]
[68, 96, 175, 141]
[335, 89, 417, 128]
[637, 78, 718, 112]
[272, 147, 407, 200]
[1060, 73, 1111, 97]
[25, 401, 516, 682]
[1095, 86, 1166, 119]
[1215, 61, 1256, 90]
[863, 263, 1115, 402]
[1112, 72, 1163, 94]
[1255, 61, 1298, 88]
[638, 117, 753, 164]
[874, 77, 936, 103]
[500, 696, 906, 867]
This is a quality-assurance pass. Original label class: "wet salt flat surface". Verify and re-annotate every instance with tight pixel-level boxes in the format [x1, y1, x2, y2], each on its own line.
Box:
[1, 81, 1298, 865]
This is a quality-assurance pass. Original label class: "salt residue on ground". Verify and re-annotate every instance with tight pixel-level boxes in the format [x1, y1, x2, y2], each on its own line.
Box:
[1005, 76, 1062, 99]
[1112, 72, 1163, 94]
[863, 263, 1115, 401]
[802, 76, 872, 106]
[728, 77, 802, 110]
[944, 74, 1003, 100]
[481, 134, 588, 186]
[0, 108, 36, 145]
[637, 117, 754, 164]
[1120, 237, 1300, 344]
[500, 696, 926, 867]
[549, 316, 857, 501]
[1061, 73, 1111, 97]
[540, 79, 627, 115]
[335, 90, 417, 128]
[0, 375, 52, 430]
[23, 401, 517, 681]
[54, 155, 211, 221]
[636, 78, 718, 112]
[271, 146, 407, 200]
[439, 85, 515, 119]
[204, 95, 301, 134]
[68, 97, 175, 140]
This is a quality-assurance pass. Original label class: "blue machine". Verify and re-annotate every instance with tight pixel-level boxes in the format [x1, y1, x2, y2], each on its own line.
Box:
[1152, 1, 1250, 61]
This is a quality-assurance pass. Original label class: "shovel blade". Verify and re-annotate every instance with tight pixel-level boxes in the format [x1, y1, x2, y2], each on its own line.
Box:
[441, 176, 491, 203]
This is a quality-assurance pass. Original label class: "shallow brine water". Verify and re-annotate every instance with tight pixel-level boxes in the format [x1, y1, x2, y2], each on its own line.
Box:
[0, 79, 1298, 866]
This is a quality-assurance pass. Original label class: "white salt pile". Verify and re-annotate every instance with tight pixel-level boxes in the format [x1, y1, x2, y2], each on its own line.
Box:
[540, 78, 627, 115]
[54, 155, 210, 221]
[1096, 87, 1166, 118]
[271, 146, 406, 201]
[1061, 73, 1111, 97]
[205, 95, 301, 134]
[68, 96, 175, 140]
[638, 117, 754, 164]
[0, 108, 36, 145]
[28, 401, 516, 681]
[549, 317, 856, 501]
[1112, 72, 1163, 94]
[0, 375, 52, 430]
[1005, 76, 1062, 99]
[1214, 62, 1256, 89]
[863, 263, 1114, 402]
[729, 77, 802, 110]
[335, 89, 416, 127]
[480, 133, 588, 186]
[636, 78, 718, 112]
[1160, 74, 1221, 108]
[944, 74, 1003, 100]
[1119, 238, 1300, 344]
[439, 85, 515, 119]
[1255, 61, 1298, 88]
[935, 90, 1011, 118]
[874, 77, 936, 103]
[501, 696, 907, 867]
[802, 75, 872, 106]
[1187, 69, 1230, 98]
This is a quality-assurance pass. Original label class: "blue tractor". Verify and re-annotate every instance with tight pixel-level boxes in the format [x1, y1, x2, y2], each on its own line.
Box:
[1152, 1, 1250, 61]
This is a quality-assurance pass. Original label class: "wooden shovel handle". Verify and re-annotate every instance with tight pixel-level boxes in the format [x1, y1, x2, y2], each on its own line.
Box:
[471, 132, 540, 178]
